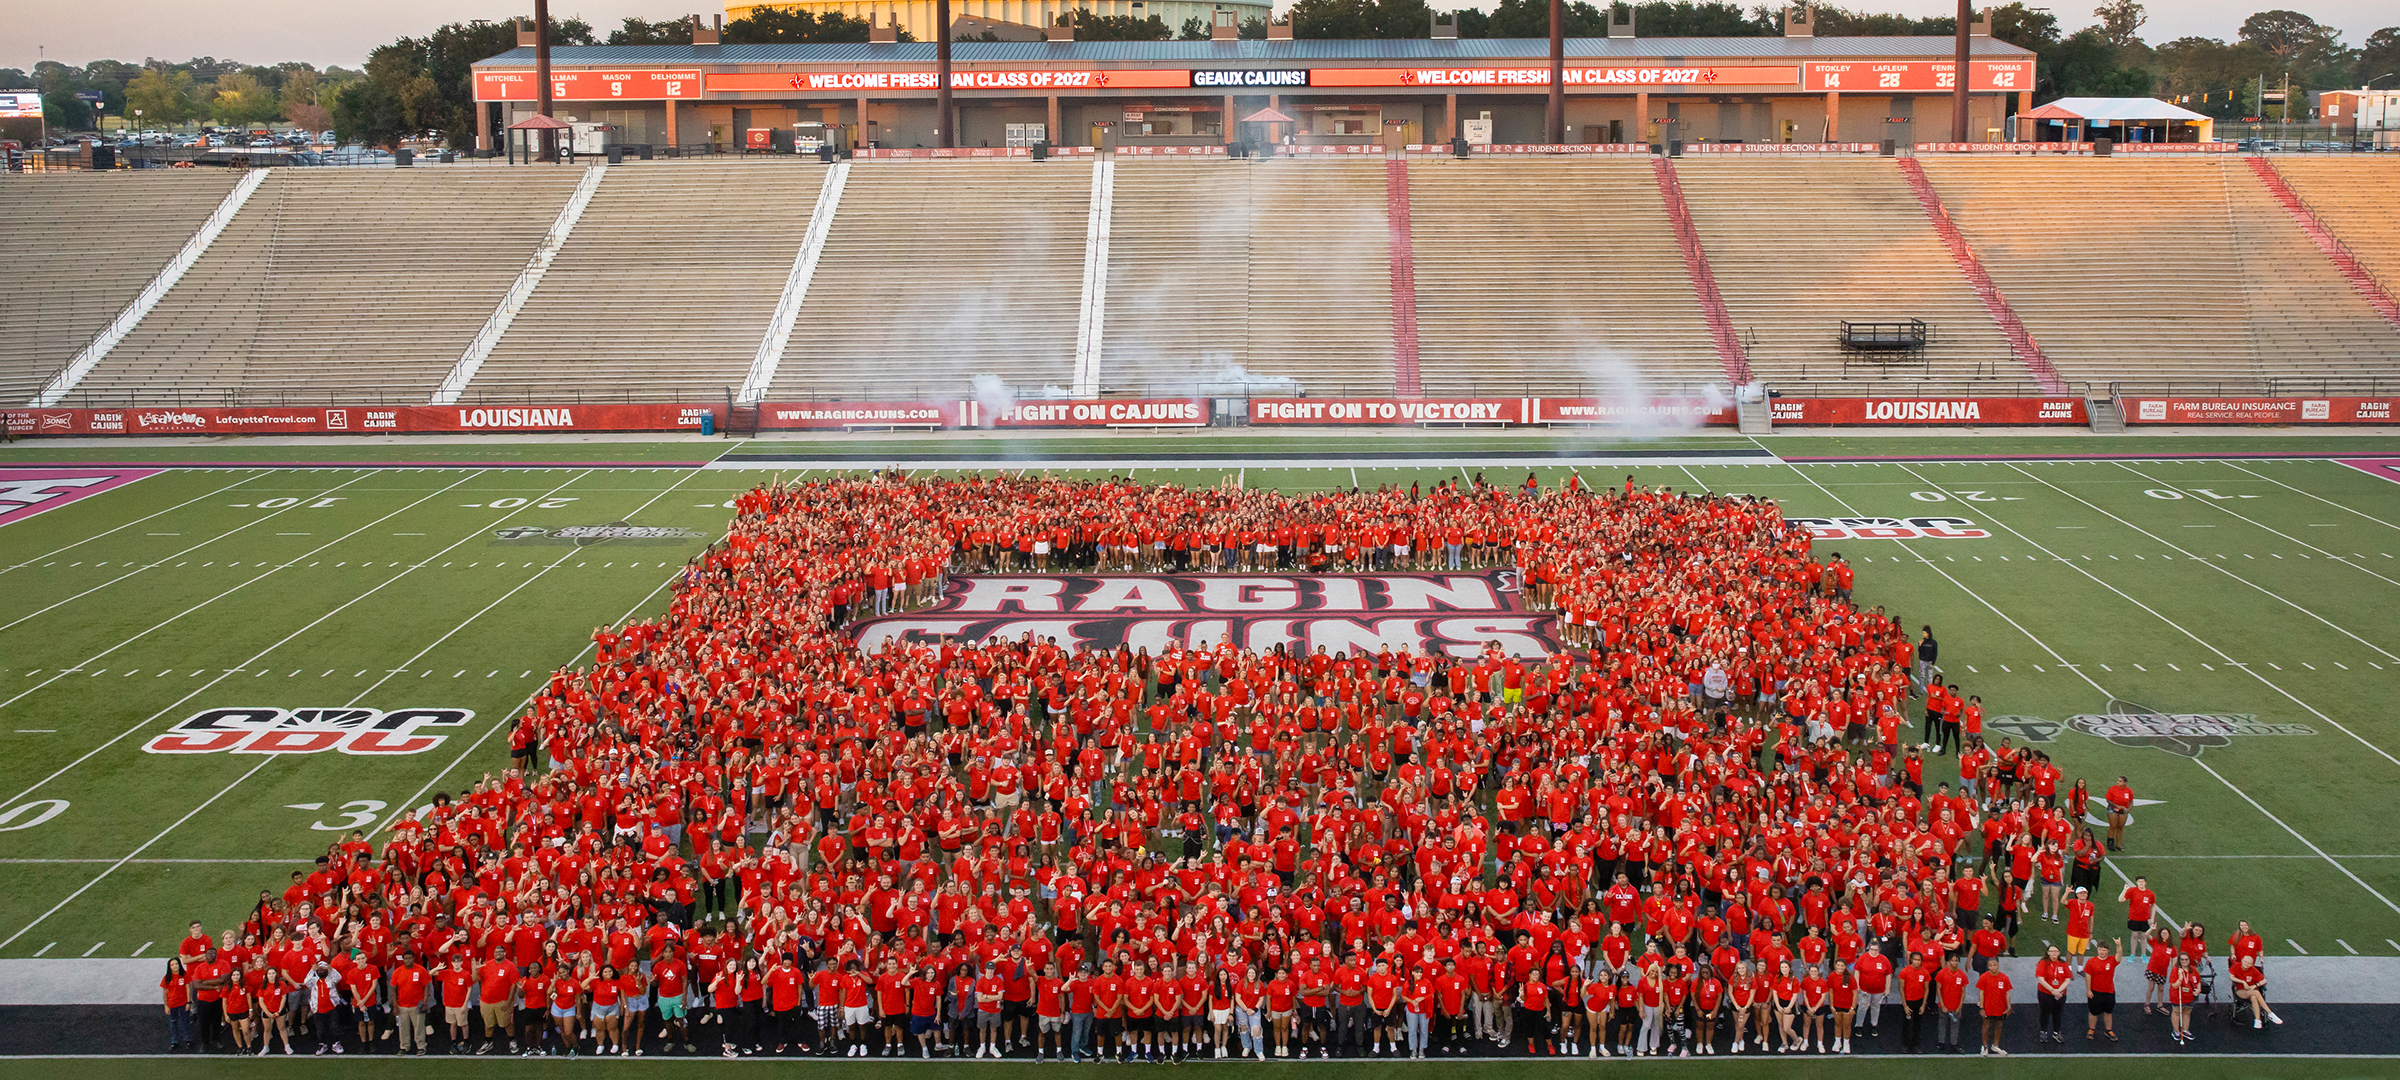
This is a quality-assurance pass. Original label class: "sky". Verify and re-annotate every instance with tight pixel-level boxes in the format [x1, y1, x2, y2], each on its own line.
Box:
[1, 0, 2392, 72]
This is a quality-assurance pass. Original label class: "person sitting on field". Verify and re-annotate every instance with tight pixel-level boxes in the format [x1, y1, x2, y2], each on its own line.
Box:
[2226, 956, 2282, 1029]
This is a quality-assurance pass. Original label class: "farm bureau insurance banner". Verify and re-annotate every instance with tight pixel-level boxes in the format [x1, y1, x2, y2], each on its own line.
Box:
[854, 572, 1557, 658]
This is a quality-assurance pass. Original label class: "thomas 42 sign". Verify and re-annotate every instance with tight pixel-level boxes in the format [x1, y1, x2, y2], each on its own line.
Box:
[143, 707, 475, 756]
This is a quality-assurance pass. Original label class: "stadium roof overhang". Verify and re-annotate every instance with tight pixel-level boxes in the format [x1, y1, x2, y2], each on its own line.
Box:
[465, 37, 2038, 103]
[2023, 97, 2210, 123]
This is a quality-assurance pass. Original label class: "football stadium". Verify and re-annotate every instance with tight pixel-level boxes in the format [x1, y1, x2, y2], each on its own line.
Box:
[3, 0, 2400, 1074]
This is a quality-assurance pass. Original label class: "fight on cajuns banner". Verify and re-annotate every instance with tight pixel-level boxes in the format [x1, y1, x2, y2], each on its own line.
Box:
[853, 572, 1558, 658]
[1, 404, 723, 436]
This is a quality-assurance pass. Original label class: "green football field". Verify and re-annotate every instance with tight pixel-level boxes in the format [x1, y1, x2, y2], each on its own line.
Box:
[3, 433, 2400, 970]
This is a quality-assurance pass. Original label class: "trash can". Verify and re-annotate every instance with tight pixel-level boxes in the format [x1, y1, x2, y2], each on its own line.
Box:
[1667, 140, 1684, 157]
[1029, 141, 1047, 161]
[394, 148, 414, 167]
[439, 151, 455, 164]
[2094, 137, 2114, 157]
[637, 144, 654, 160]
[700, 412, 715, 436]
[606, 145, 624, 164]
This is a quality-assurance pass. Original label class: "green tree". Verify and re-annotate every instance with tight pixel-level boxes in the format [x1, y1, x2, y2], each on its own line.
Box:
[2093, 0, 2145, 48]
[1987, 1, 2061, 52]
[2047, 26, 2153, 97]
[1480, 0, 1605, 38]
[724, 8, 910, 43]
[2153, 36, 2273, 118]
[1060, 8, 1172, 41]
[2359, 27, 2400, 86]
[2239, 9, 2345, 68]
[1286, 0, 1434, 39]
[124, 65, 200, 126]
[210, 70, 277, 126]
[280, 68, 330, 132]
[330, 77, 409, 147]
[609, 16, 697, 45]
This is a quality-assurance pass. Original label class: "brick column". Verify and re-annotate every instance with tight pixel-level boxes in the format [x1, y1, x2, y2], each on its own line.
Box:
[1636, 92, 1650, 144]
[858, 96, 871, 148]
[1445, 93, 1457, 142]
[663, 98, 678, 149]
[1824, 91, 1839, 143]
[1048, 95, 1061, 144]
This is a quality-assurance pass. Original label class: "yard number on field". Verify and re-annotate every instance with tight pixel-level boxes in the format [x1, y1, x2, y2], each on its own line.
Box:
[2144, 488, 2260, 500]
[1909, 491, 2023, 502]
[286, 800, 387, 831]
[0, 799, 69, 832]
[230, 498, 346, 508]
[460, 498, 579, 509]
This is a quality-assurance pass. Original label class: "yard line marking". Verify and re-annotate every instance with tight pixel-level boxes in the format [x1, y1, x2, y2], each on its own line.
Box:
[2288, 939, 2309, 955]
[2116, 464, 2400, 590]
[32, 942, 52, 956]
[0, 757, 277, 949]
[80, 942, 103, 957]
[1853, 462, 2400, 914]
[0, 471, 592, 813]
[130, 941, 150, 957]
[2389, 939, 2400, 953]
[15, 729, 56, 733]
[2341, 939, 2359, 954]
[2225, 461, 2400, 531]
[0, 473, 263, 576]
[371, 463, 722, 839]
[0, 472, 383, 639]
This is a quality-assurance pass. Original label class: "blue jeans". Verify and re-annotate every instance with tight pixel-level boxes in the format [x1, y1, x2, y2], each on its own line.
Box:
[167, 1004, 193, 1049]
[1404, 1010, 1429, 1054]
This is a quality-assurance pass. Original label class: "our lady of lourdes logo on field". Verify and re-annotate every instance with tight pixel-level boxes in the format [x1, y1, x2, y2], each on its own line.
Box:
[1987, 700, 2313, 759]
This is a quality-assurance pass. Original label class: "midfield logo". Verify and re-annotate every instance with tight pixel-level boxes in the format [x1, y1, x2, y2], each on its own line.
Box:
[143, 707, 475, 756]
[1987, 700, 2312, 758]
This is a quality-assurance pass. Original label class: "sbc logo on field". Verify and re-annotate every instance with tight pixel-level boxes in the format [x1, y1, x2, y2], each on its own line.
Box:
[142, 707, 474, 756]
[1988, 699, 2311, 759]
[1785, 516, 1989, 540]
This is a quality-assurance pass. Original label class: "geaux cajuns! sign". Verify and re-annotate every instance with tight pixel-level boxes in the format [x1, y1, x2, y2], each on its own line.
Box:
[853, 573, 1557, 658]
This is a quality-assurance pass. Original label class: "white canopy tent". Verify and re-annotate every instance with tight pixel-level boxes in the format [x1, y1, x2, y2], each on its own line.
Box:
[2022, 97, 2214, 143]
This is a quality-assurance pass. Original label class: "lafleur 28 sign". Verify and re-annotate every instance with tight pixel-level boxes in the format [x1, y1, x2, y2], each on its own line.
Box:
[854, 573, 1557, 657]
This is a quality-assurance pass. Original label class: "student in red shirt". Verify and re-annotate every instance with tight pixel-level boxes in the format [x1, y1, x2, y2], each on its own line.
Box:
[2032, 944, 2073, 1044]
[1932, 958, 1969, 1054]
[2166, 954, 2202, 1045]
[436, 956, 475, 1051]
[2104, 776, 2136, 850]
[388, 955, 431, 1056]
[2081, 938, 2122, 1041]
[161, 957, 196, 1053]
[1974, 964, 2011, 1056]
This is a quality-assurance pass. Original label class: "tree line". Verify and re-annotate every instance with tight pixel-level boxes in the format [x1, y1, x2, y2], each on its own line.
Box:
[8, 3, 2390, 148]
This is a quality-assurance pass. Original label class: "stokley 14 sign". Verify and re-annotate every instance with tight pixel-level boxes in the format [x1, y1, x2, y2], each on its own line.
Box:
[143, 707, 475, 755]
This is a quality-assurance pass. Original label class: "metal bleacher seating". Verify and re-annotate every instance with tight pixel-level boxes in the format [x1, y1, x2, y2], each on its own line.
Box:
[1674, 157, 2021, 393]
[1407, 157, 1722, 397]
[471, 160, 826, 402]
[1919, 156, 2399, 392]
[763, 160, 1089, 401]
[66, 168, 585, 405]
[0, 172, 239, 404]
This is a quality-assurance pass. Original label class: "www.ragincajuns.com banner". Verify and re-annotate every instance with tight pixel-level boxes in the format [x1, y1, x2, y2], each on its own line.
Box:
[853, 572, 1558, 658]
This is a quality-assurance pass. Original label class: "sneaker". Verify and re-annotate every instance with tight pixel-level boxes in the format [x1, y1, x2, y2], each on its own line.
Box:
[2270, 1013, 2284, 1025]
[1991, 1047, 2008, 1056]
[333, 1044, 344, 1055]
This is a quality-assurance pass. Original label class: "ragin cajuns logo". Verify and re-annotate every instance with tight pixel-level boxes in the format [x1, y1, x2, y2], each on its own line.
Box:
[143, 707, 475, 755]
[854, 572, 1556, 658]
[1986, 699, 2311, 759]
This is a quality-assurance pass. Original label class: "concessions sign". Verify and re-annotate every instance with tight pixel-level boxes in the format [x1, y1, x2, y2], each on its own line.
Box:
[474, 70, 701, 101]
[854, 572, 1556, 657]
[1769, 398, 2087, 426]
[2126, 397, 2397, 425]
[2, 404, 721, 437]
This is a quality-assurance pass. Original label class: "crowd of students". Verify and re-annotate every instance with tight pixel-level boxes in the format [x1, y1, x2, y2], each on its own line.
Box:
[155, 474, 2271, 1058]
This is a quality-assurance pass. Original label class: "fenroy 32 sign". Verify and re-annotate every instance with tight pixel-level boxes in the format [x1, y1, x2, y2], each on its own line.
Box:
[143, 707, 475, 756]
[854, 572, 1556, 658]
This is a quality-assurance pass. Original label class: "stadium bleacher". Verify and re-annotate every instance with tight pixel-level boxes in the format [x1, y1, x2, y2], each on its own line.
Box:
[1674, 157, 2021, 394]
[1407, 157, 1721, 398]
[763, 160, 1090, 402]
[63, 169, 587, 405]
[1918, 156, 2399, 392]
[8, 154, 2397, 410]
[470, 160, 826, 402]
[0, 173, 239, 405]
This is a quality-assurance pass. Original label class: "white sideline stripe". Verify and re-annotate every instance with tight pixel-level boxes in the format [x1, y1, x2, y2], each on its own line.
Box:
[2006, 462, 2400, 770]
[0, 472, 610, 948]
[2235, 461, 2400, 530]
[1879, 462, 2400, 917]
[0, 471, 576, 816]
[739, 161, 848, 404]
[31, 169, 270, 407]
[429, 165, 606, 406]
[1070, 158, 1113, 401]
[0, 474, 258, 567]
[370, 462, 727, 839]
